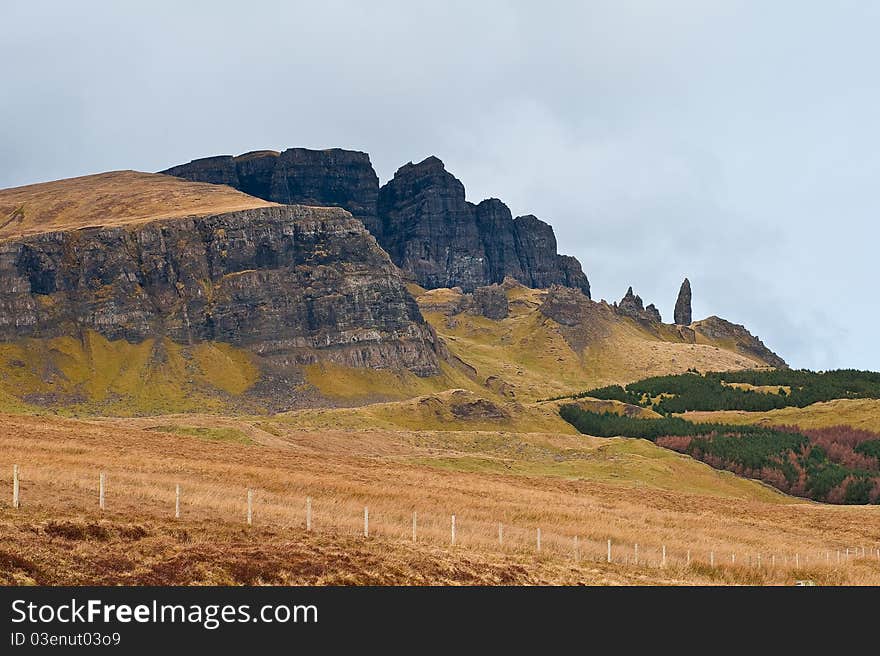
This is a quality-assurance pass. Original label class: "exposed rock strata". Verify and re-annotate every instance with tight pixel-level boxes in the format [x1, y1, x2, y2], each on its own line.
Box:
[163, 150, 590, 295]
[0, 205, 443, 375]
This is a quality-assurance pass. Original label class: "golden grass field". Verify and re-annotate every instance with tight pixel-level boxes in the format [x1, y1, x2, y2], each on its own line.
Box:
[684, 399, 880, 433]
[2, 412, 879, 585]
[0, 171, 276, 239]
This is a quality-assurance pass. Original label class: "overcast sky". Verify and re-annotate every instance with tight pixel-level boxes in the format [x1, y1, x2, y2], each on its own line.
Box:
[2, 1, 878, 370]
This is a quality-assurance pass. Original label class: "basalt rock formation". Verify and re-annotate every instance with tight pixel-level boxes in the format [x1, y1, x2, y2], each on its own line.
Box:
[616, 286, 662, 323]
[162, 149, 382, 239]
[674, 278, 692, 325]
[162, 150, 590, 296]
[0, 205, 443, 375]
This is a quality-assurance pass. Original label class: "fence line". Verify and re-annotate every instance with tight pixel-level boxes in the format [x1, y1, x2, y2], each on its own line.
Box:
[5, 462, 877, 574]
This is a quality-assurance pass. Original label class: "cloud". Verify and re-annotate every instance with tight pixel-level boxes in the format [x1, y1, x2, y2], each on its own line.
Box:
[1, 1, 876, 369]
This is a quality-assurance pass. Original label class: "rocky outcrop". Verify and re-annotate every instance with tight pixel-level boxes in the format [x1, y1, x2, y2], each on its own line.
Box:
[162, 149, 382, 239]
[674, 278, 692, 325]
[378, 157, 591, 294]
[0, 205, 443, 375]
[692, 316, 787, 368]
[616, 287, 661, 323]
[470, 284, 509, 320]
[162, 150, 590, 296]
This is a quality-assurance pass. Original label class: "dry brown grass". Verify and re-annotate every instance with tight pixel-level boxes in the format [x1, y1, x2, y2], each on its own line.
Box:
[1, 413, 878, 585]
[415, 284, 767, 403]
[684, 399, 880, 433]
[0, 171, 277, 239]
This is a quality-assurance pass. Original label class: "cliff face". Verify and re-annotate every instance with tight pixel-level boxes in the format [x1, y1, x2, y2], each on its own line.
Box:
[162, 149, 382, 239]
[162, 150, 590, 296]
[0, 205, 442, 375]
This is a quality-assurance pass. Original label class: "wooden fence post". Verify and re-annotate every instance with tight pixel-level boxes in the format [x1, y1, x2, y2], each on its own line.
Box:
[710, 551, 714, 567]
[451, 514, 456, 545]
[536, 528, 541, 552]
[364, 506, 369, 538]
[99, 473, 105, 511]
[306, 497, 312, 532]
[175, 484, 180, 519]
[607, 539, 611, 563]
[247, 489, 253, 526]
[661, 545, 666, 568]
[795, 553, 799, 568]
[12, 464, 19, 509]
[686, 550, 691, 566]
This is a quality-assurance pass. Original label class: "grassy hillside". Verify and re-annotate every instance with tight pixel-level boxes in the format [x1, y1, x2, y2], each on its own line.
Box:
[0, 170, 276, 239]
[685, 399, 880, 433]
[0, 331, 260, 415]
[10, 412, 879, 586]
[417, 284, 768, 403]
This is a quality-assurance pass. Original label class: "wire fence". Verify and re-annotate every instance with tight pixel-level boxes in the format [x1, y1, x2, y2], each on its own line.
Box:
[6, 463, 880, 573]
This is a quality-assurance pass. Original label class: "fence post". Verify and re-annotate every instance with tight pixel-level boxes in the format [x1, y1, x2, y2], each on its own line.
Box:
[710, 551, 714, 567]
[732, 553, 736, 565]
[247, 489, 253, 526]
[12, 464, 19, 509]
[175, 484, 180, 519]
[661, 545, 666, 568]
[451, 514, 456, 545]
[306, 497, 312, 532]
[412, 511, 417, 542]
[364, 506, 369, 538]
[772, 554, 776, 567]
[607, 539, 611, 564]
[795, 553, 799, 568]
[686, 550, 691, 566]
[99, 473, 105, 511]
[536, 528, 541, 552]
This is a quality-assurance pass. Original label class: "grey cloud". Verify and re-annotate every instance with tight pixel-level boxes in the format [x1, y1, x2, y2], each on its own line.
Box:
[1, 1, 877, 368]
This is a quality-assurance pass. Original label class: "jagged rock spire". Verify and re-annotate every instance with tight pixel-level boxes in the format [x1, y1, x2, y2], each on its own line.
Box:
[674, 278, 692, 325]
[618, 286, 661, 323]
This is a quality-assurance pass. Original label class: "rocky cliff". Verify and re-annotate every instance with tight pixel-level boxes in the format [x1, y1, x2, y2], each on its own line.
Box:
[0, 205, 443, 376]
[162, 149, 382, 239]
[162, 150, 590, 295]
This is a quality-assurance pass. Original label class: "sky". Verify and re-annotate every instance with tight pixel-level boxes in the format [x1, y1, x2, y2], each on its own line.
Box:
[2, 1, 878, 370]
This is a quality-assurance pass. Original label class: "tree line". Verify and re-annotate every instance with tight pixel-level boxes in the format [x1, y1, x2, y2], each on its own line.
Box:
[559, 405, 880, 504]
[561, 369, 880, 414]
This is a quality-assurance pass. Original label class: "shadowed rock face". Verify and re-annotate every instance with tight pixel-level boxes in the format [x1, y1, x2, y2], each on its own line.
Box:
[0, 205, 443, 375]
[378, 157, 591, 294]
[162, 149, 382, 240]
[163, 150, 590, 296]
[674, 278, 692, 325]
